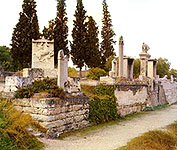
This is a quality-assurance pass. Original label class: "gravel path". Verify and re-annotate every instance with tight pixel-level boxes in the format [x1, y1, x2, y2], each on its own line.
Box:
[40, 104, 177, 150]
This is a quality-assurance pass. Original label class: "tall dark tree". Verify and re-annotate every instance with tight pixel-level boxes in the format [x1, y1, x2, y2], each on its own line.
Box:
[42, 20, 55, 40]
[101, 0, 116, 67]
[11, 0, 40, 71]
[70, 0, 87, 74]
[85, 16, 101, 68]
[54, 0, 69, 65]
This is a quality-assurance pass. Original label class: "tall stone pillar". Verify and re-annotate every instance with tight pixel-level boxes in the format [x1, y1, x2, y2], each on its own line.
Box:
[139, 43, 151, 77]
[119, 36, 124, 78]
[57, 50, 68, 89]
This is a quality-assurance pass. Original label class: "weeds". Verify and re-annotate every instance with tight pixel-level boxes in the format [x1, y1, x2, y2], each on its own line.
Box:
[0, 98, 45, 150]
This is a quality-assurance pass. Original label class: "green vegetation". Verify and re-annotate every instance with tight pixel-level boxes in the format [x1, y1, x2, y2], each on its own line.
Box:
[101, 0, 116, 68]
[70, 0, 87, 74]
[0, 98, 45, 150]
[89, 96, 118, 124]
[0, 46, 13, 72]
[81, 84, 118, 124]
[157, 57, 171, 78]
[117, 121, 177, 150]
[11, 0, 40, 71]
[54, 0, 69, 65]
[85, 16, 101, 68]
[15, 78, 65, 98]
[86, 67, 107, 80]
[68, 67, 78, 77]
[133, 59, 140, 78]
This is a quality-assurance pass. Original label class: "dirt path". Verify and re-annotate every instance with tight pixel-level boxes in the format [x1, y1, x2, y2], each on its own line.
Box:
[40, 104, 177, 150]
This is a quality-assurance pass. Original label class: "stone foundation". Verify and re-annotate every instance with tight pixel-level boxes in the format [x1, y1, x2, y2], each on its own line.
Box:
[12, 96, 90, 138]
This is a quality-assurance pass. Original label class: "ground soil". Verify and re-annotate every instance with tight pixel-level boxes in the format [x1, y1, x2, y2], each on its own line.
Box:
[39, 104, 177, 150]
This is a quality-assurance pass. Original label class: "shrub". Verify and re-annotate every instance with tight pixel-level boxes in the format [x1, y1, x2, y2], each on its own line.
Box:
[94, 84, 115, 96]
[68, 67, 78, 77]
[125, 130, 177, 150]
[15, 78, 65, 98]
[0, 98, 45, 150]
[86, 67, 107, 80]
[89, 96, 118, 124]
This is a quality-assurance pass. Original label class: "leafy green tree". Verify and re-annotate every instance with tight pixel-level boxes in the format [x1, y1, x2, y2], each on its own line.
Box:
[101, 0, 116, 67]
[85, 16, 101, 68]
[133, 59, 140, 78]
[170, 68, 177, 78]
[0, 46, 13, 71]
[70, 0, 87, 75]
[86, 67, 107, 80]
[104, 55, 115, 72]
[157, 58, 171, 78]
[11, 0, 40, 71]
[54, 0, 69, 65]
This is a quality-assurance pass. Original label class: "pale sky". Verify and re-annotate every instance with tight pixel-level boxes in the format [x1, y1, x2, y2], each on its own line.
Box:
[0, 0, 177, 69]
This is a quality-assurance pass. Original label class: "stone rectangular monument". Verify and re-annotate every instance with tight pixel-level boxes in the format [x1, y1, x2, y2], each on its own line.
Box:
[32, 38, 54, 69]
[148, 59, 157, 78]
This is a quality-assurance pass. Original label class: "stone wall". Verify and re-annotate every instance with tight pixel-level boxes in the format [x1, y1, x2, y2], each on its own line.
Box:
[115, 83, 149, 116]
[80, 79, 99, 86]
[160, 80, 177, 104]
[12, 96, 90, 137]
[114, 82, 167, 116]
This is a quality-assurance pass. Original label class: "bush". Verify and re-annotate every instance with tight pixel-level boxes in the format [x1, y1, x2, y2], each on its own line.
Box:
[94, 84, 115, 96]
[86, 67, 107, 80]
[89, 96, 118, 124]
[0, 98, 45, 150]
[15, 78, 65, 98]
[125, 130, 177, 150]
[68, 67, 78, 77]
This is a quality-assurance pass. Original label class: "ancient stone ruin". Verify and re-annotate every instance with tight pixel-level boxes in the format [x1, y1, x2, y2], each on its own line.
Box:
[108, 36, 134, 80]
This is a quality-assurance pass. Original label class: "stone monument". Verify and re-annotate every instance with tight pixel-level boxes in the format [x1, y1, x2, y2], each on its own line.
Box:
[32, 37, 54, 69]
[57, 50, 69, 89]
[139, 43, 151, 77]
[139, 43, 157, 79]
[119, 36, 124, 78]
[108, 36, 134, 80]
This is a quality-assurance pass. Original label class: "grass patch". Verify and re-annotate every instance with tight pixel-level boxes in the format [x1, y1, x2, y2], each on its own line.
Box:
[119, 130, 177, 150]
[117, 121, 177, 150]
[0, 98, 46, 150]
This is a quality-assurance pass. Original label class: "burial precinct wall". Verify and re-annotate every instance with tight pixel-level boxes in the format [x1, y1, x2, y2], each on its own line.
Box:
[114, 82, 167, 116]
[12, 96, 90, 138]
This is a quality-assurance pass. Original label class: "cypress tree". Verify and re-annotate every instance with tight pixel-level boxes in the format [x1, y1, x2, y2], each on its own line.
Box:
[101, 0, 116, 67]
[85, 16, 101, 68]
[70, 0, 87, 74]
[54, 0, 69, 66]
[11, 0, 40, 71]
[42, 20, 55, 40]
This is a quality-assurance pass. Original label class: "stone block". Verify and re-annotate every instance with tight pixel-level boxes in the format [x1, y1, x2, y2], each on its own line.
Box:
[4, 76, 32, 92]
[100, 76, 115, 85]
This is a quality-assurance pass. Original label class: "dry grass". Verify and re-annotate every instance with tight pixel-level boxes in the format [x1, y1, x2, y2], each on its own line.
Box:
[0, 98, 46, 150]
[125, 130, 177, 150]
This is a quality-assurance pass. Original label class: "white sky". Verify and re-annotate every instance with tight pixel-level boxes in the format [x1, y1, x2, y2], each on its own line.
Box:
[0, 0, 177, 69]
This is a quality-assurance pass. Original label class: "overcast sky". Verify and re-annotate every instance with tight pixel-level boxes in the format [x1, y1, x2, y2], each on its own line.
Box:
[0, 0, 177, 69]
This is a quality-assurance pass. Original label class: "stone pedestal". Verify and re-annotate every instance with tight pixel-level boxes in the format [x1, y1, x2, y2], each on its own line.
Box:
[139, 52, 151, 77]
